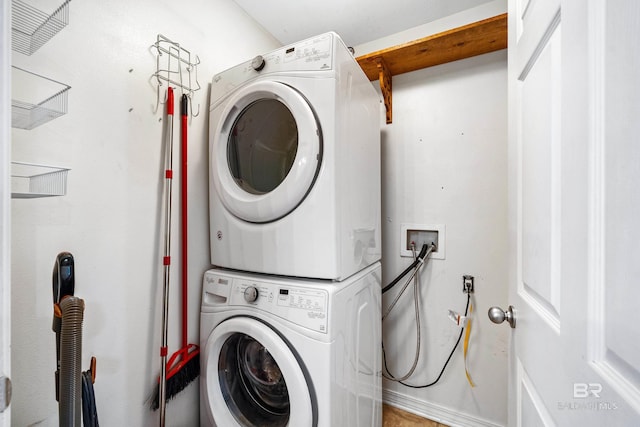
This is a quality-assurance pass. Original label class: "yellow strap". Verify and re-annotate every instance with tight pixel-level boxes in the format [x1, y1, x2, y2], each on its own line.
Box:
[463, 303, 476, 387]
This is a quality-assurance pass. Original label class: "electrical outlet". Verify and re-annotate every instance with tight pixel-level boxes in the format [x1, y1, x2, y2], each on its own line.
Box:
[463, 275, 474, 293]
[400, 223, 445, 259]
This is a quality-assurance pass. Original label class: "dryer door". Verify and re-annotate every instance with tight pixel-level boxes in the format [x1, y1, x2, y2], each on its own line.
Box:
[202, 316, 316, 427]
[211, 80, 322, 223]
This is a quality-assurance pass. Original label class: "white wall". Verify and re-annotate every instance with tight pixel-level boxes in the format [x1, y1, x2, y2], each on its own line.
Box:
[10, 1, 278, 425]
[355, 2, 509, 426]
[377, 52, 508, 427]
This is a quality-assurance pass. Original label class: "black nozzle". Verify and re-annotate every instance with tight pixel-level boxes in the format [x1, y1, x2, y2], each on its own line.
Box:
[53, 252, 74, 304]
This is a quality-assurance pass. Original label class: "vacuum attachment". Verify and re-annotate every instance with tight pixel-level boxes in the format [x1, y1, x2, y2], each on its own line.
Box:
[53, 252, 75, 305]
[52, 252, 75, 403]
[59, 295, 85, 426]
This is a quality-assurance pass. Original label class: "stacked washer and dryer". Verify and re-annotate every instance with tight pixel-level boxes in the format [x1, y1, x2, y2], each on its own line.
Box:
[200, 32, 382, 427]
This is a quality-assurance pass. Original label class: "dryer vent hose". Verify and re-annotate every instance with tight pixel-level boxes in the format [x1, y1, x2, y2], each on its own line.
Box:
[59, 296, 85, 427]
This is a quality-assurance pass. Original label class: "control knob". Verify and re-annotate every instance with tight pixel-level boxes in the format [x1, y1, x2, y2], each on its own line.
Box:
[251, 55, 266, 71]
[244, 286, 259, 303]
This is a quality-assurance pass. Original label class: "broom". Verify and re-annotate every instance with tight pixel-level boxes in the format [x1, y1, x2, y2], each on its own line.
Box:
[152, 94, 200, 411]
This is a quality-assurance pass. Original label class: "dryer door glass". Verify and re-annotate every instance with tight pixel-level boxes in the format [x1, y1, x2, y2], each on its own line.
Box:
[212, 80, 321, 223]
[228, 99, 298, 195]
[219, 333, 290, 426]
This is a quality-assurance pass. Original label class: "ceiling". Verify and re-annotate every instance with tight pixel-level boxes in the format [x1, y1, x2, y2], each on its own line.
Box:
[231, 0, 494, 48]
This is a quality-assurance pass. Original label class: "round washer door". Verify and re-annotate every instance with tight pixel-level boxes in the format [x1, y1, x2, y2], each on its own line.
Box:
[211, 80, 322, 223]
[202, 316, 316, 427]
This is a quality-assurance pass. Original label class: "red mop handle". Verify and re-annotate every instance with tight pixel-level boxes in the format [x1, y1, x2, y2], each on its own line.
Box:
[166, 88, 174, 116]
[180, 95, 188, 349]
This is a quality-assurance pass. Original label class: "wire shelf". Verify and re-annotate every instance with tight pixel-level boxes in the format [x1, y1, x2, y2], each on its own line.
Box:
[11, 161, 70, 198]
[11, 0, 71, 56]
[12, 66, 71, 130]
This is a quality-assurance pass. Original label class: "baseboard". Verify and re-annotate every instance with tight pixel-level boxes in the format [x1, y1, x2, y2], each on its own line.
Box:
[382, 389, 504, 427]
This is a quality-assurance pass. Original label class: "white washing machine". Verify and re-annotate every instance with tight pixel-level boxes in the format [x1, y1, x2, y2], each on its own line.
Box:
[209, 32, 381, 280]
[200, 262, 382, 427]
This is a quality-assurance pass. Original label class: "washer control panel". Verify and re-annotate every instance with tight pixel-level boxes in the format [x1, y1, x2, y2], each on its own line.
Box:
[203, 270, 329, 334]
[234, 280, 328, 334]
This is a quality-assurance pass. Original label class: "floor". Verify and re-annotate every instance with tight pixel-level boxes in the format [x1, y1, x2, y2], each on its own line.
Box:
[383, 404, 449, 427]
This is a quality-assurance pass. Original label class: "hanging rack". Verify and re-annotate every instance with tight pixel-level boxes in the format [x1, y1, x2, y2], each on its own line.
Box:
[151, 34, 201, 118]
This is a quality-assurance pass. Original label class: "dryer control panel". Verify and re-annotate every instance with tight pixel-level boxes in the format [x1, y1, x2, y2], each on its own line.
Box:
[210, 32, 341, 107]
[247, 32, 333, 74]
[202, 270, 329, 334]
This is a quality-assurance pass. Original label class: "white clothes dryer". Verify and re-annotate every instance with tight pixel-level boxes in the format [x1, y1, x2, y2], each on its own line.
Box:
[200, 262, 382, 427]
[209, 32, 381, 280]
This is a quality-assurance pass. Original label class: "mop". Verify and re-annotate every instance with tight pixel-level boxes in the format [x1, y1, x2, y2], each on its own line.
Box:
[154, 87, 174, 426]
[152, 93, 199, 412]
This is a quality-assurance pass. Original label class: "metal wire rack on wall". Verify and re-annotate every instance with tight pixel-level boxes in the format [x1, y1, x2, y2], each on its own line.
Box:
[11, 0, 71, 56]
[11, 0, 72, 131]
[11, 66, 71, 130]
[11, 161, 70, 198]
[151, 34, 201, 118]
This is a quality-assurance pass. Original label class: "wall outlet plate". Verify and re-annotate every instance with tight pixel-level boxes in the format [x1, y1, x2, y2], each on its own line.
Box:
[400, 223, 446, 260]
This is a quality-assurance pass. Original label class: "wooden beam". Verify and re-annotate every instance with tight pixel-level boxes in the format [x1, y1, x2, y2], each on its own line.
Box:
[356, 13, 508, 81]
[376, 57, 392, 124]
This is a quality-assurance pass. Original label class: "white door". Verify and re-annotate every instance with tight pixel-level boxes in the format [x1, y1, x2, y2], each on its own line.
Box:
[503, 0, 640, 425]
[0, 0, 11, 424]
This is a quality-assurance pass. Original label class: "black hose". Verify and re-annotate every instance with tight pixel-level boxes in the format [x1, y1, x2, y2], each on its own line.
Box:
[81, 370, 99, 427]
[382, 243, 430, 294]
[383, 293, 472, 388]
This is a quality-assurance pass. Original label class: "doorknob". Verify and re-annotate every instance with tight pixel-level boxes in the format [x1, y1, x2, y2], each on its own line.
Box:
[488, 305, 516, 328]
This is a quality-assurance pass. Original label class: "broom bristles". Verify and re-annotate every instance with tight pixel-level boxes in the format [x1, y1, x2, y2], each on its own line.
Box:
[151, 351, 200, 411]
